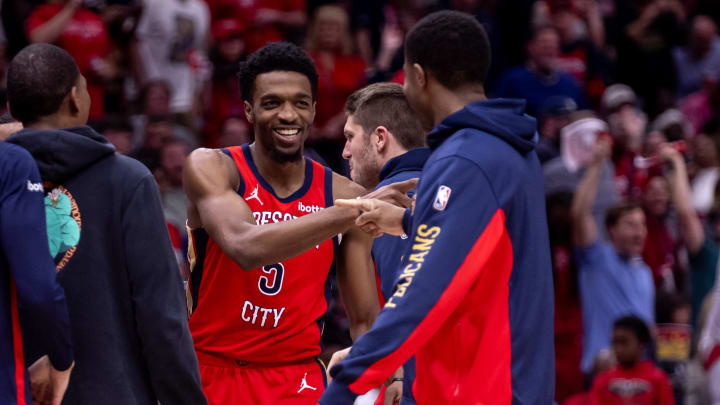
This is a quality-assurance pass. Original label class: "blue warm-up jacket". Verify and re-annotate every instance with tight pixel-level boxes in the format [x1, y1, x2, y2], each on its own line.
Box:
[372, 147, 430, 405]
[321, 99, 555, 404]
[0, 142, 73, 405]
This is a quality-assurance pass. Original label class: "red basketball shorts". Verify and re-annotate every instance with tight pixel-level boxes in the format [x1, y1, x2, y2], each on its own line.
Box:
[197, 351, 326, 405]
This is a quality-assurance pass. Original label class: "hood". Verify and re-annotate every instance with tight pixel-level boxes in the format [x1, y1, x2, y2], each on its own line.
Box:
[6, 126, 115, 184]
[427, 98, 538, 154]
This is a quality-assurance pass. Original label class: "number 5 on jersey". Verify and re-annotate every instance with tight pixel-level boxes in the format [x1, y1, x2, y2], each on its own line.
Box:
[259, 263, 284, 295]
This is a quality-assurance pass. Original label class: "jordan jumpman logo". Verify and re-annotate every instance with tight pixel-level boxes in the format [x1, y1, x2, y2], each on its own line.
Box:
[245, 184, 263, 205]
[297, 373, 317, 393]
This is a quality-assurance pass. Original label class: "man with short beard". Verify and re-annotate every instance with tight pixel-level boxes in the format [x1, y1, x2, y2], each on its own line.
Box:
[334, 82, 428, 405]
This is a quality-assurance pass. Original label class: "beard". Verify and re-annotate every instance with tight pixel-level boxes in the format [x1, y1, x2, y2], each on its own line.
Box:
[268, 147, 303, 164]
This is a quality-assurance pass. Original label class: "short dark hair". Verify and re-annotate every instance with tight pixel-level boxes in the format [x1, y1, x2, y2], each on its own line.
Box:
[404, 11, 491, 90]
[7, 43, 80, 124]
[605, 202, 642, 230]
[237, 42, 318, 102]
[613, 315, 652, 346]
[345, 82, 425, 150]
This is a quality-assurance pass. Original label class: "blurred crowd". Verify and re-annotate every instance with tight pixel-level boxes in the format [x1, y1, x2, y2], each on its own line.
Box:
[2, 0, 720, 403]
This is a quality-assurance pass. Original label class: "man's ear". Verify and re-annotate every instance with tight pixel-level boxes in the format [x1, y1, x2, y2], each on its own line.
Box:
[374, 126, 390, 153]
[244, 100, 254, 124]
[413, 63, 427, 89]
[69, 86, 80, 115]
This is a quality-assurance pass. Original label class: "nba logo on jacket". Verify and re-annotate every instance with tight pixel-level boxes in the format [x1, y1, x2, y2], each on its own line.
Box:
[432, 185, 451, 211]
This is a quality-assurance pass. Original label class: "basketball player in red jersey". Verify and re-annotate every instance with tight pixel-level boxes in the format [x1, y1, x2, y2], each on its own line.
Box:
[183, 42, 412, 405]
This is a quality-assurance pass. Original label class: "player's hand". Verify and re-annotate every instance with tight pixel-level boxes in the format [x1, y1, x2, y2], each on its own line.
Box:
[383, 367, 403, 405]
[335, 198, 406, 237]
[364, 178, 418, 209]
[327, 347, 351, 383]
[29, 356, 74, 405]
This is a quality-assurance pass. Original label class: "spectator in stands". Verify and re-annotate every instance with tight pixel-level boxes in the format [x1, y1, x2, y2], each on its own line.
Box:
[601, 84, 650, 199]
[641, 174, 679, 291]
[134, 0, 209, 127]
[131, 115, 174, 171]
[590, 316, 675, 405]
[614, 0, 685, 116]
[205, 19, 246, 147]
[571, 135, 655, 376]
[305, 5, 366, 172]
[659, 140, 719, 328]
[673, 15, 720, 99]
[27, 0, 115, 122]
[155, 138, 190, 241]
[101, 115, 133, 154]
[216, 115, 251, 148]
[495, 25, 587, 117]
[690, 133, 720, 215]
[547, 191, 585, 402]
[537, 95, 578, 164]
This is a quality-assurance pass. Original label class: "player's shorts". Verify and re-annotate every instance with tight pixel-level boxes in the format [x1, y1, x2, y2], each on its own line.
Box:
[196, 351, 326, 405]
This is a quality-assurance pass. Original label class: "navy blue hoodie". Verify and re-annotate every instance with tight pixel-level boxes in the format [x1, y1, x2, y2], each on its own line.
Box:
[0, 142, 73, 405]
[371, 147, 430, 405]
[7, 127, 206, 405]
[321, 99, 555, 404]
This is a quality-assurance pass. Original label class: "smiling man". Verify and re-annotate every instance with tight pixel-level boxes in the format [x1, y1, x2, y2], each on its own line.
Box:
[183, 42, 410, 404]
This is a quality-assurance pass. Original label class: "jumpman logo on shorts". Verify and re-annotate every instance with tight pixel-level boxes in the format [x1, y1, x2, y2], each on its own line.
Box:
[245, 184, 263, 206]
[297, 372, 317, 393]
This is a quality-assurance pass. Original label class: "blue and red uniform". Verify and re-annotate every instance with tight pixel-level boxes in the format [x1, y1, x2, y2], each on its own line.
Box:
[371, 147, 430, 405]
[0, 142, 73, 405]
[188, 144, 335, 404]
[320, 99, 555, 404]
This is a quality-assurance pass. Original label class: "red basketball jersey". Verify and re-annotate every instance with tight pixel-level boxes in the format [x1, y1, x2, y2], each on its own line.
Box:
[188, 144, 336, 362]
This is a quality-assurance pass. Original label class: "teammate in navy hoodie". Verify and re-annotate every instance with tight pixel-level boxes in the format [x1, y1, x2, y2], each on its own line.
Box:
[325, 11, 554, 404]
[337, 82, 429, 405]
[0, 140, 74, 405]
[5, 44, 206, 404]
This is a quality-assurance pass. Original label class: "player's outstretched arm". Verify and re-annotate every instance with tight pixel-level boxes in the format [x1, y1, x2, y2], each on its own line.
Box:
[184, 148, 360, 269]
[334, 175, 382, 340]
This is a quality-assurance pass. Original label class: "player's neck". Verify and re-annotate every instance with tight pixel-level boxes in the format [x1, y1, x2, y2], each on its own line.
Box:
[430, 84, 486, 127]
[250, 143, 307, 198]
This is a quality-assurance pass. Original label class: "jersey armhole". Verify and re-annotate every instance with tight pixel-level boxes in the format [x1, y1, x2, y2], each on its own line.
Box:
[221, 148, 246, 196]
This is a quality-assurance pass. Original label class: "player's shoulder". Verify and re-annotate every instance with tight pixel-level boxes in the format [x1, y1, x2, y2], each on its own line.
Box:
[331, 171, 366, 200]
[0, 141, 36, 175]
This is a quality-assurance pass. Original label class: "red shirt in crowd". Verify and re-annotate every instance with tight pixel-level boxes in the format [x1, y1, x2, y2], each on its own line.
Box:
[27, 5, 110, 121]
[310, 51, 366, 131]
[205, 0, 305, 53]
[590, 361, 675, 405]
[642, 213, 677, 288]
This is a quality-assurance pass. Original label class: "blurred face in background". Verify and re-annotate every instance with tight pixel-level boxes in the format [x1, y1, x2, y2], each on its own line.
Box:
[313, 6, 348, 52]
[612, 327, 644, 369]
[160, 141, 190, 187]
[528, 28, 560, 74]
[104, 128, 132, 154]
[218, 116, 251, 147]
[144, 83, 171, 116]
[643, 176, 670, 218]
[219, 36, 245, 62]
[690, 15, 717, 58]
[692, 134, 719, 168]
[144, 120, 173, 150]
[608, 208, 647, 256]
